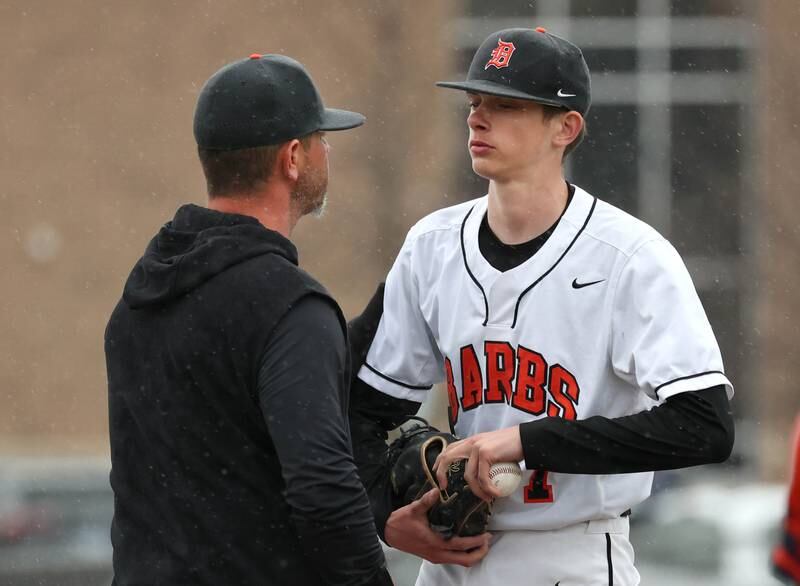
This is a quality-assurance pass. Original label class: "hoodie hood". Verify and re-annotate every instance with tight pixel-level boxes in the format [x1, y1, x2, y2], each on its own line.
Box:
[123, 204, 297, 309]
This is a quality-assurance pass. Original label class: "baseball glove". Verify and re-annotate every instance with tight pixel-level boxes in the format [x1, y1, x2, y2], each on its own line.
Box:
[387, 417, 491, 539]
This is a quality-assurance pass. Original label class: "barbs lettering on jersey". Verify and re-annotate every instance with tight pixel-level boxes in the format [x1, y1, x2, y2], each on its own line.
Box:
[445, 341, 580, 426]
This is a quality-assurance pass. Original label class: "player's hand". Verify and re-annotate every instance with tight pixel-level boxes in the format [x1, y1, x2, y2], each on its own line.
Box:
[433, 426, 523, 502]
[384, 488, 491, 567]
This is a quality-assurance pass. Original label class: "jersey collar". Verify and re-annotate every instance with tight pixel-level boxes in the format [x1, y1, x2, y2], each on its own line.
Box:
[461, 185, 597, 327]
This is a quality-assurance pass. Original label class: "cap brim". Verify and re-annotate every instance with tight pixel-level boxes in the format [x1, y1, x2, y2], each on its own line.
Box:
[436, 80, 565, 109]
[319, 108, 366, 131]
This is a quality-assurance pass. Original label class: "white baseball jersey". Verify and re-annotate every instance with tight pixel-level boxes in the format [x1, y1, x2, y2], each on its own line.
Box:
[358, 185, 733, 531]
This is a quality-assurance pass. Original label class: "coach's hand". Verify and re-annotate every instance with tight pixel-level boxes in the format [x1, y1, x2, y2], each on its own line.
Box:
[433, 426, 524, 502]
[384, 488, 490, 567]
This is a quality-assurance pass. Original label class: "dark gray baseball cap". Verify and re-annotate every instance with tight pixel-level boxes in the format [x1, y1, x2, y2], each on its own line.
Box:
[437, 27, 591, 116]
[194, 53, 365, 150]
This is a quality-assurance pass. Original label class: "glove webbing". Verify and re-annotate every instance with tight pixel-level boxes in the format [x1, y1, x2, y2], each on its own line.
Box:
[419, 435, 491, 537]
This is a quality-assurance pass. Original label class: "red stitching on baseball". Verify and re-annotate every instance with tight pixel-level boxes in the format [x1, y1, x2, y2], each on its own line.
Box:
[489, 465, 521, 478]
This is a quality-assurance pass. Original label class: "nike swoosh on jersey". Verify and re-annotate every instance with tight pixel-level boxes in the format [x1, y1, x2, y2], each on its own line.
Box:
[572, 278, 604, 289]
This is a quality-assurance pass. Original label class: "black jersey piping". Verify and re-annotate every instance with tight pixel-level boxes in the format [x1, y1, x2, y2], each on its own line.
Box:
[363, 362, 433, 391]
[606, 533, 614, 585]
[510, 197, 597, 329]
[460, 205, 491, 326]
[653, 370, 726, 398]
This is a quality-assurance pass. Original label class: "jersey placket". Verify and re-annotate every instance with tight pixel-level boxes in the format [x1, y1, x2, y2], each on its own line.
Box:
[460, 190, 595, 329]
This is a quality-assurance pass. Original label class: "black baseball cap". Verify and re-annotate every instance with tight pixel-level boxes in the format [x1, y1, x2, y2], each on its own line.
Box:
[194, 54, 365, 150]
[437, 27, 591, 116]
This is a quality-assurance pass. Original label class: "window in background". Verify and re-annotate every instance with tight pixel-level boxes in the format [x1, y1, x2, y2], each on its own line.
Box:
[670, 0, 747, 17]
[571, 0, 638, 17]
[571, 105, 639, 214]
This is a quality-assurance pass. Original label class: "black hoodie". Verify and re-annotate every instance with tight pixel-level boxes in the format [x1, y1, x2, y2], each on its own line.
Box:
[105, 204, 387, 586]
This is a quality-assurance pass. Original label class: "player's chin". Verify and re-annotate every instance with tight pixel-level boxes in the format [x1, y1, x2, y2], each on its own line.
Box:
[470, 158, 500, 180]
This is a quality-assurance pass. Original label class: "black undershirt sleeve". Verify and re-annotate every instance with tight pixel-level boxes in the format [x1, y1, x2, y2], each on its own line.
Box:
[348, 375, 421, 541]
[258, 295, 391, 586]
[520, 385, 735, 474]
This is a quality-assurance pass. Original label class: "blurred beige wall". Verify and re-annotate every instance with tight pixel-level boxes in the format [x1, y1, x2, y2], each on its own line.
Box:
[0, 0, 458, 453]
[4, 0, 800, 482]
[757, 0, 800, 481]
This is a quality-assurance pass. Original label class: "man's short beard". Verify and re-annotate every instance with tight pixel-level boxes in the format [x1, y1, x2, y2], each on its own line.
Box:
[308, 193, 328, 218]
[291, 165, 328, 218]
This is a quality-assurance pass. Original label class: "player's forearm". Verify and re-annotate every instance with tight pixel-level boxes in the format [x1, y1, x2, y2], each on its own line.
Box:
[348, 376, 421, 477]
[520, 386, 734, 474]
[348, 376, 421, 539]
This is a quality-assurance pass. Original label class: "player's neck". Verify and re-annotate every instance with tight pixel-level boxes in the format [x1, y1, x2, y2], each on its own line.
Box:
[486, 173, 569, 245]
[207, 189, 294, 238]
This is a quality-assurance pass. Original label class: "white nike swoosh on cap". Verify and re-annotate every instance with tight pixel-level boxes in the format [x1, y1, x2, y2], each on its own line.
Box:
[557, 89, 576, 97]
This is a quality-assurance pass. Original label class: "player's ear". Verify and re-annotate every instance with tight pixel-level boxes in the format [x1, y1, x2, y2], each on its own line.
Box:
[278, 139, 303, 182]
[553, 111, 584, 151]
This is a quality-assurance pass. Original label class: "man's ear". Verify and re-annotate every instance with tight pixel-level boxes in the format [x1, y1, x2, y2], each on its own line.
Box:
[553, 111, 584, 150]
[278, 139, 303, 182]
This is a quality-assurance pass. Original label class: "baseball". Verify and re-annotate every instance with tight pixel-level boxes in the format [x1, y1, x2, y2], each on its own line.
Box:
[488, 461, 522, 497]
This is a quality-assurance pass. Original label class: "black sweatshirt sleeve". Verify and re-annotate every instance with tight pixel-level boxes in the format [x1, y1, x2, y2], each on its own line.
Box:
[520, 385, 734, 474]
[258, 295, 391, 586]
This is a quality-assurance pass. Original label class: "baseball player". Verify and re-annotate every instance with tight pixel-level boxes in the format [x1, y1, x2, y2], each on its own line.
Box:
[349, 28, 735, 585]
